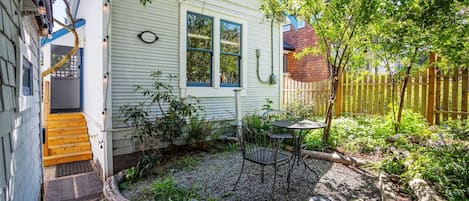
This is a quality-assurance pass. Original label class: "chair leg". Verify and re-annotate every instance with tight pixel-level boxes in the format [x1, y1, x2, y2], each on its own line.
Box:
[233, 159, 245, 191]
[261, 166, 265, 183]
[287, 156, 296, 191]
[270, 163, 278, 201]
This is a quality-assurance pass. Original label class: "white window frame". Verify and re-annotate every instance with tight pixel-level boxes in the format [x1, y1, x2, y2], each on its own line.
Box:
[179, 2, 248, 97]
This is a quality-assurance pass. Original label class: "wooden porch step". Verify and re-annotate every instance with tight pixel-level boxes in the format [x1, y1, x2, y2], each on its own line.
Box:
[43, 151, 92, 167]
[48, 134, 89, 146]
[47, 121, 86, 129]
[48, 113, 83, 120]
[49, 142, 91, 155]
[47, 127, 88, 136]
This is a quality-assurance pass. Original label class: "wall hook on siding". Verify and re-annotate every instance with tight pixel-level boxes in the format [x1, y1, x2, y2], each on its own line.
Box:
[137, 31, 159, 44]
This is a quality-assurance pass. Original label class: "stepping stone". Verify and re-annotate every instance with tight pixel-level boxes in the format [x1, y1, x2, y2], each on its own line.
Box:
[45, 177, 74, 201]
[75, 172, 102, 199]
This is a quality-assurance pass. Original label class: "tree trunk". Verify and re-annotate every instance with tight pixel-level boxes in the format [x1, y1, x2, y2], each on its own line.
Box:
[323, 75, 340, 143]
[395, 65, 412, 133]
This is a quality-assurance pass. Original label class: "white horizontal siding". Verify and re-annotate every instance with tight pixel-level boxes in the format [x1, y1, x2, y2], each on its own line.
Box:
[110, 0, 282, 155]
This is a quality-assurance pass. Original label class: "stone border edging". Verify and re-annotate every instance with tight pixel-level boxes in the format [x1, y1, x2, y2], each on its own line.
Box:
[103, 170, 130, 201]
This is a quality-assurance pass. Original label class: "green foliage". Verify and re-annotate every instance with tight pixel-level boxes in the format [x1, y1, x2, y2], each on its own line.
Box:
[119, 71, 203, 151]
[171, 156, 201, 171]
[439, 120, 469, 141]
[304, 115, 392, 153]
[147, 177, 200, 201]
[285, 96, 315, 119]
[381, 144, 469, 201]
[126, 154, 159, 183]
[184, 116, 223, 150]
[262, 98, 274, 111]
[242, 113, 265, 135]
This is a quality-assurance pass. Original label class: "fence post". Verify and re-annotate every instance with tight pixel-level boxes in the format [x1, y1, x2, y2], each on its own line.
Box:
[426, 53, 436, 124]
[334, 74, 343, 117]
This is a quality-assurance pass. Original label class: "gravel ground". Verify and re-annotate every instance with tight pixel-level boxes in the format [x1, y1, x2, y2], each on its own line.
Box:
[122, 151, 381, 201]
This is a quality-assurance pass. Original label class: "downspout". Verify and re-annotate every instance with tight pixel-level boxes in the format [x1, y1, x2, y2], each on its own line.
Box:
[256, 19, 277, 85]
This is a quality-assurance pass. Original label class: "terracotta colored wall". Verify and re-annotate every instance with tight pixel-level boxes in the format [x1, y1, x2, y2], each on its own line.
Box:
[284, 24, 329, 82]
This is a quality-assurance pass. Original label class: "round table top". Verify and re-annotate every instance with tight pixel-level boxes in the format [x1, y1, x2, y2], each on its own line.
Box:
[272, 120, 327, 129]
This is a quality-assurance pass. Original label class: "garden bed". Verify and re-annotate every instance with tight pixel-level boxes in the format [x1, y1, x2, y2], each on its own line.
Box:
[119, 148, 381, 201]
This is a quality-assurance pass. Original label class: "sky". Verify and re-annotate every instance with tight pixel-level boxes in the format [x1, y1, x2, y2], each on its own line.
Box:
[52, 0, 67, 31]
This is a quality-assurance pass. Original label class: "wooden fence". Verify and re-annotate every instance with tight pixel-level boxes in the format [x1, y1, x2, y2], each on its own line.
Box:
[282, 67, 469, 124]
[282, 73, 330, 116]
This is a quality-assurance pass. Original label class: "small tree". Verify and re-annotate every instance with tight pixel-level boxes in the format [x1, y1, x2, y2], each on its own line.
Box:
[262, 0, 379, 143]
[370, 0, 468, 132]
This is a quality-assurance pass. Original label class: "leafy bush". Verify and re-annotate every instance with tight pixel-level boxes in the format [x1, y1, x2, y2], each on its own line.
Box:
[404, 144, 469, 200]
[120, 71, 203, 151]
[439, 119, 469, 141]
[304, 115, 392, 153]
[126, 154, 159, 183]
[184, 116, 223, 150]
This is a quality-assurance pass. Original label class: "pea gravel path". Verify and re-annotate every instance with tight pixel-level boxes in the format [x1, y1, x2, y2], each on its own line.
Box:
[122, 151, 381, 201]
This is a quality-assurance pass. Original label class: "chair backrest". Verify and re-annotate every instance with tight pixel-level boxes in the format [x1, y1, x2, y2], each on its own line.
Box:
[262, 109, 296, 134]
[237, 114, 273, 158]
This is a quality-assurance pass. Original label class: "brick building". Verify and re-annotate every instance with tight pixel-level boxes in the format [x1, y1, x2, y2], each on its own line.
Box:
[283, 23, 328, 82]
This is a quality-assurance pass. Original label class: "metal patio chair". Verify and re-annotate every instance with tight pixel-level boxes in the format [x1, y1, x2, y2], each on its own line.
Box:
[262, 109, 296, 140]
[233, 117, 290, 200]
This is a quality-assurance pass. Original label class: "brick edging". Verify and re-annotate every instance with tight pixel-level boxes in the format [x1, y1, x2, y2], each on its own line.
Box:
[103, 170, 129, 201]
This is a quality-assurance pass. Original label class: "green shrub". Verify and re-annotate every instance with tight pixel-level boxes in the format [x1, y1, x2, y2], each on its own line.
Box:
[149, 177, 200, 201]
[304, 115, 392, 153]
[119, 71, 203, 151]
[439, 119, 469, 141]
[184, 116, 223, 150]
[125, 154, 159, 183]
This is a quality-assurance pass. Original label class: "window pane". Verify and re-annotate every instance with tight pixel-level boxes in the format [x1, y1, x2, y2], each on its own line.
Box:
[220, 21, 241, 54]
[22, 58, 32, 96]
[187, 50, 211, 85]
[220, 54, 239, 86]
[187, 13, 213, 50]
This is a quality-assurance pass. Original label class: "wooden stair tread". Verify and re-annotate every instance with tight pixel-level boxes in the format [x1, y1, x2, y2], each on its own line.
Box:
[43, 151, 92, 167]
[48, 142, 91, 149]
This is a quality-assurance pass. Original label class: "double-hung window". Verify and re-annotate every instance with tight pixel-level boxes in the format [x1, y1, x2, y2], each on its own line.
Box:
[220, 20, 241, 87]
[186, 12, 213, 86]
[183, 6, 246, 92]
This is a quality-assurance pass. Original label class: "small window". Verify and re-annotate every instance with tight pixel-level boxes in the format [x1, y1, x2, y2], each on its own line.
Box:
[220, 20, 241, 87]
[282, 24, 291, 32]
[186, 12, 213, 87]
[22, 57, 33, 96]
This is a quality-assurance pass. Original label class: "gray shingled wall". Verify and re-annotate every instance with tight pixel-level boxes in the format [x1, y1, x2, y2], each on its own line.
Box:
[0, 0, 43, 200]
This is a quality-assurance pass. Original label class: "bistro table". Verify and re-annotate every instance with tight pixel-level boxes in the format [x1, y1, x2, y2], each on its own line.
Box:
[271, 119, 327, 190]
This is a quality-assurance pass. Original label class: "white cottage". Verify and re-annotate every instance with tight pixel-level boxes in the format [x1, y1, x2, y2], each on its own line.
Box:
[41, 0, 284, 178]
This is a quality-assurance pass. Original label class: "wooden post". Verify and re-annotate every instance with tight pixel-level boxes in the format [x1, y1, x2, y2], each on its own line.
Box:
[42, 81, 50, 157]
[426, 53, 436, 124]
[451, 68, 459, 120]
[461, 68, 468, 120]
